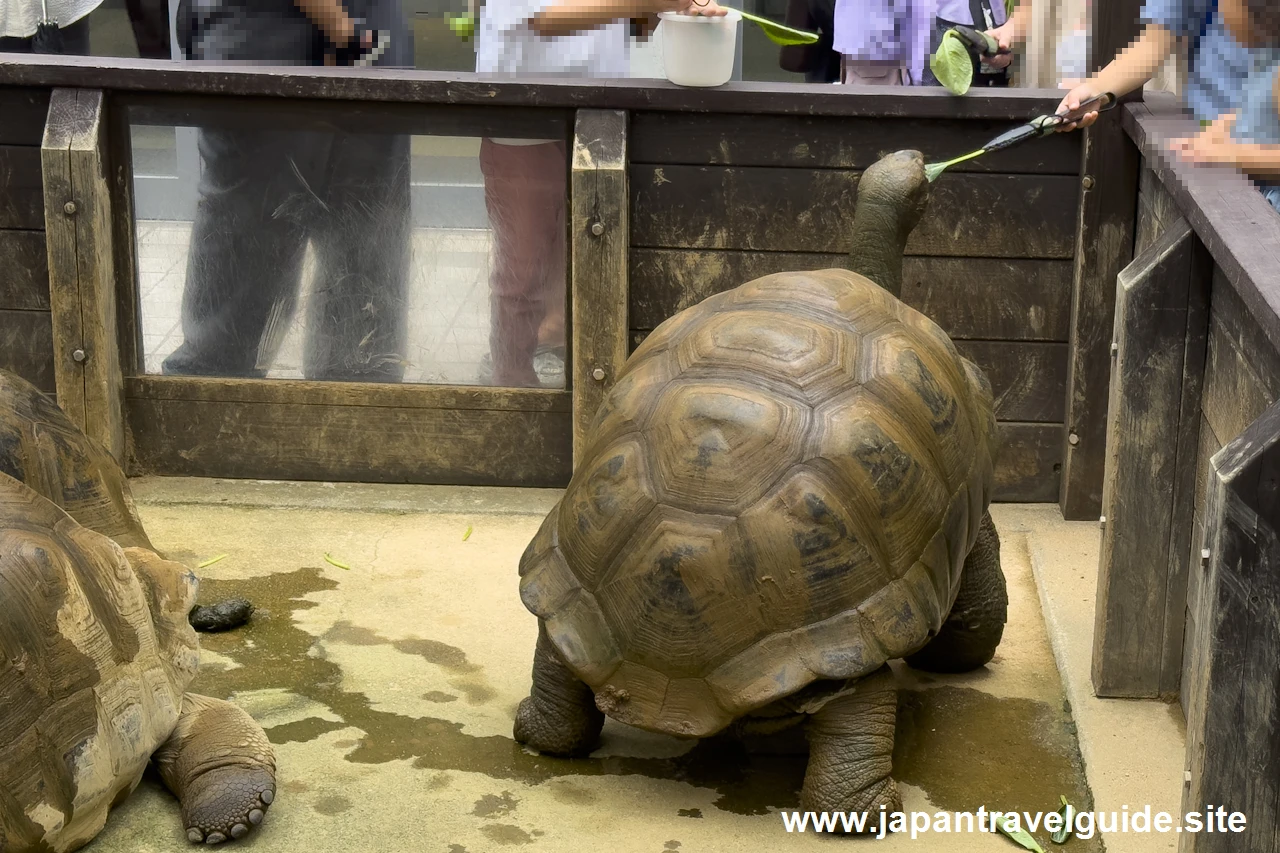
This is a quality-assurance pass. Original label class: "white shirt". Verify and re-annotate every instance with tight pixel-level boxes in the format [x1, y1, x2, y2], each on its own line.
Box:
[1, 0, 103, 38]
[934, 0, 1007, 27]
[475, 0, 631, 77]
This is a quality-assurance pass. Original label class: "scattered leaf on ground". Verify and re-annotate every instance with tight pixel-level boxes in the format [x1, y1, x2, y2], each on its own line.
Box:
[996, 814, 1046, 853]
[197, 554, 228, 568]
[463, 525, 473, 541]
[324, 553, 351, 570]
[1052, 796, 1074, 844]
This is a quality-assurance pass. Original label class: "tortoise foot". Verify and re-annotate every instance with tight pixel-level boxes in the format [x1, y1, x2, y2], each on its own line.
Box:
[800, 776, 903, 834]
[513, 627, 604, 757]
[513, 694, 602, 757]
[152, 694, 276, 845]
[182, 769, 275, 844]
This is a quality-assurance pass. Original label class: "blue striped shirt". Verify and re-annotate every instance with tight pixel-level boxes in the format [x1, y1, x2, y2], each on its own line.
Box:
[1231, 49, 1280, 213]
[1141, 0, 1254, 122]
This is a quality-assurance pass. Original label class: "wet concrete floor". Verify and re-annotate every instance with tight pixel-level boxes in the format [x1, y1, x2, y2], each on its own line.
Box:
[86, 479, 1104, 853]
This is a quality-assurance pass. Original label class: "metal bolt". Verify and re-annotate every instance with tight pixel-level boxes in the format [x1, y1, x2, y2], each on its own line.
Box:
[1185, 770, 1192, 784]
[71, 348, 86, 363]
[1099, 515, 1107, 527]
[1110, 342, 1119, 356]
[590, 221, 605, 237]
[591, 367, 606, 381]
[1201, 548, 1211, 567]
[1068, 432, 1080, 446]
[64, 201, 77, 215]
[1082, 176, 1095, 190]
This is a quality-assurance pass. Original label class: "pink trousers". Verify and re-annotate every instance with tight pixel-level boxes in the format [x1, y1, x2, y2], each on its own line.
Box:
[478, 139, 568, 387]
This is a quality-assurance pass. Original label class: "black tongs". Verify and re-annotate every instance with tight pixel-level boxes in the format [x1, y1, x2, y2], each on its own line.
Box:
[925, 92, 1117, 181]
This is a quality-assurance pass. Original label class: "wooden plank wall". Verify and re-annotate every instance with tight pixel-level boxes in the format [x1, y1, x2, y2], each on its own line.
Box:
[0, 87, 54, 397]
[627, 112, 1082, 502]
[1181, 398, 1280, 853]
[1181, 268, 1280, 712]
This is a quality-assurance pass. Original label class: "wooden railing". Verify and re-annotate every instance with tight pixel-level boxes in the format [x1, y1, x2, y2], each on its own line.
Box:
[1094, 92, 1280, 853]
[0, 55, 1105, 507]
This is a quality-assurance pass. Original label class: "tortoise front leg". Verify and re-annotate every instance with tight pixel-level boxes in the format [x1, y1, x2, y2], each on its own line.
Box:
[905, 510, 1008, 673]
[152, 693, 276, 844]
[800, 665, 902, 831]
[513, 623, 604, 757]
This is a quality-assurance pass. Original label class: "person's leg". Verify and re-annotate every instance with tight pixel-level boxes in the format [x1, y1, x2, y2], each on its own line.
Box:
[56, 15, 92, 54]
[124, 0, 172, 58]
[840, 58, 908, 85]
[303, 131, 412, 383]
[478, 139, 569, 387]
[161, 8, 326, 378]
[160, 128, 313, 378]
[537, 141, 569, 353]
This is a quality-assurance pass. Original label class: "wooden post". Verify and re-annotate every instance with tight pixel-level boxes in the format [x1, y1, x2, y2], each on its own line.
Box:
[1059, 0, 1143, 519]
[570, 109, 629, 466]
[1180, 399, 1280, 853]
[41, 88, 125, 463]
[1093, 217, 1211, 697]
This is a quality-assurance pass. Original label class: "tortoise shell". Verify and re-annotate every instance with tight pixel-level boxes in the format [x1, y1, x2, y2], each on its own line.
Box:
[519, 269, 998, 737]
[0, 370, 152, 551]
[0, 473, 198, 851]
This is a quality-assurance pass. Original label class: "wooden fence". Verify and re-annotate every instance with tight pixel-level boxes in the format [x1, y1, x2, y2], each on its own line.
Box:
[0, 56, 1106, 506]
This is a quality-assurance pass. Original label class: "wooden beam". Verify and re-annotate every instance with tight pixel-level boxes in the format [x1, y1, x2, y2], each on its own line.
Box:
[1181, 399, 1280, 853]
[629, 112, 1082, 175]
[40, 88, 125, 463]
[123, 377, 571, 487]
[1093, 217, 1211, 698]
[570, 109, 629, 466]
[630, 251, 1074, 342]
[0, 56, 1076, 119]
[1059, 0, 1144, 519]
[631, 166, 1078, 259]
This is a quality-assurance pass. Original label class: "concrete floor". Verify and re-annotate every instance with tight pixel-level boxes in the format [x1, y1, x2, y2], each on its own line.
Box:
[80, 480, 1182, 852]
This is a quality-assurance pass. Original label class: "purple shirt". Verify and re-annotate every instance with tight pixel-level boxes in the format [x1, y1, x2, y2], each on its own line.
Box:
[832, 0, 935, 84]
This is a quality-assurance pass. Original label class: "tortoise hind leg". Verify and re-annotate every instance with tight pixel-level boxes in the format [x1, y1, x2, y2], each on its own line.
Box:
[800, 665, 902, 831]
[152, 693, 276, 844]
[905, 510, 1007, 673]
[513, 623, 604, 757]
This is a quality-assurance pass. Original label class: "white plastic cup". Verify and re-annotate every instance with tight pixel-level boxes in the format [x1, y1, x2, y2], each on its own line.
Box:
[658, 10, 741, 88]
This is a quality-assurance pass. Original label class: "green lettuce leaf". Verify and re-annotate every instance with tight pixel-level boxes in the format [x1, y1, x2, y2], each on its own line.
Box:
[930, 29, 974, 96]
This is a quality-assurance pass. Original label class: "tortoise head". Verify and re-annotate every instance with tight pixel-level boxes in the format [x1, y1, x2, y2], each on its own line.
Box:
[856, 150, 930, 238]
[846, 150, 931, 298]
[127, 547, 201, 681]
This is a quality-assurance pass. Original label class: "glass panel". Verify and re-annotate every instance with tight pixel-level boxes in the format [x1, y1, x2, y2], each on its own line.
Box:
[129, 109, 568, 389]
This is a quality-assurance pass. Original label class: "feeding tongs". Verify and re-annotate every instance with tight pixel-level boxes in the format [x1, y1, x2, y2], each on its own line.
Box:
[924, 92, 1118, 182]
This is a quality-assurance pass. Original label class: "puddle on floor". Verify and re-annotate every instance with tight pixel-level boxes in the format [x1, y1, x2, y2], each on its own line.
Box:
[189, 565, 1098, 842]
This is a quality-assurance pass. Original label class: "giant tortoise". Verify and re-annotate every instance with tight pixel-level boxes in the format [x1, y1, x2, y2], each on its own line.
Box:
[0, 369, 276, 851]
[513, 150, 1008, 823]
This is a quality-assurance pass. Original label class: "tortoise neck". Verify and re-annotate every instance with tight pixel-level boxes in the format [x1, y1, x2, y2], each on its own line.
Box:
[847, 198, 908, 300]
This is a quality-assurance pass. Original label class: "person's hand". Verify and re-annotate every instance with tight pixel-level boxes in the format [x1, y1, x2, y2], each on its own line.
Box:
[669, 0, 728, 15]
[1167, 115, 1242, 167]
[1055, 81, 1104, 132]
[982, 21, 1018, 70]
